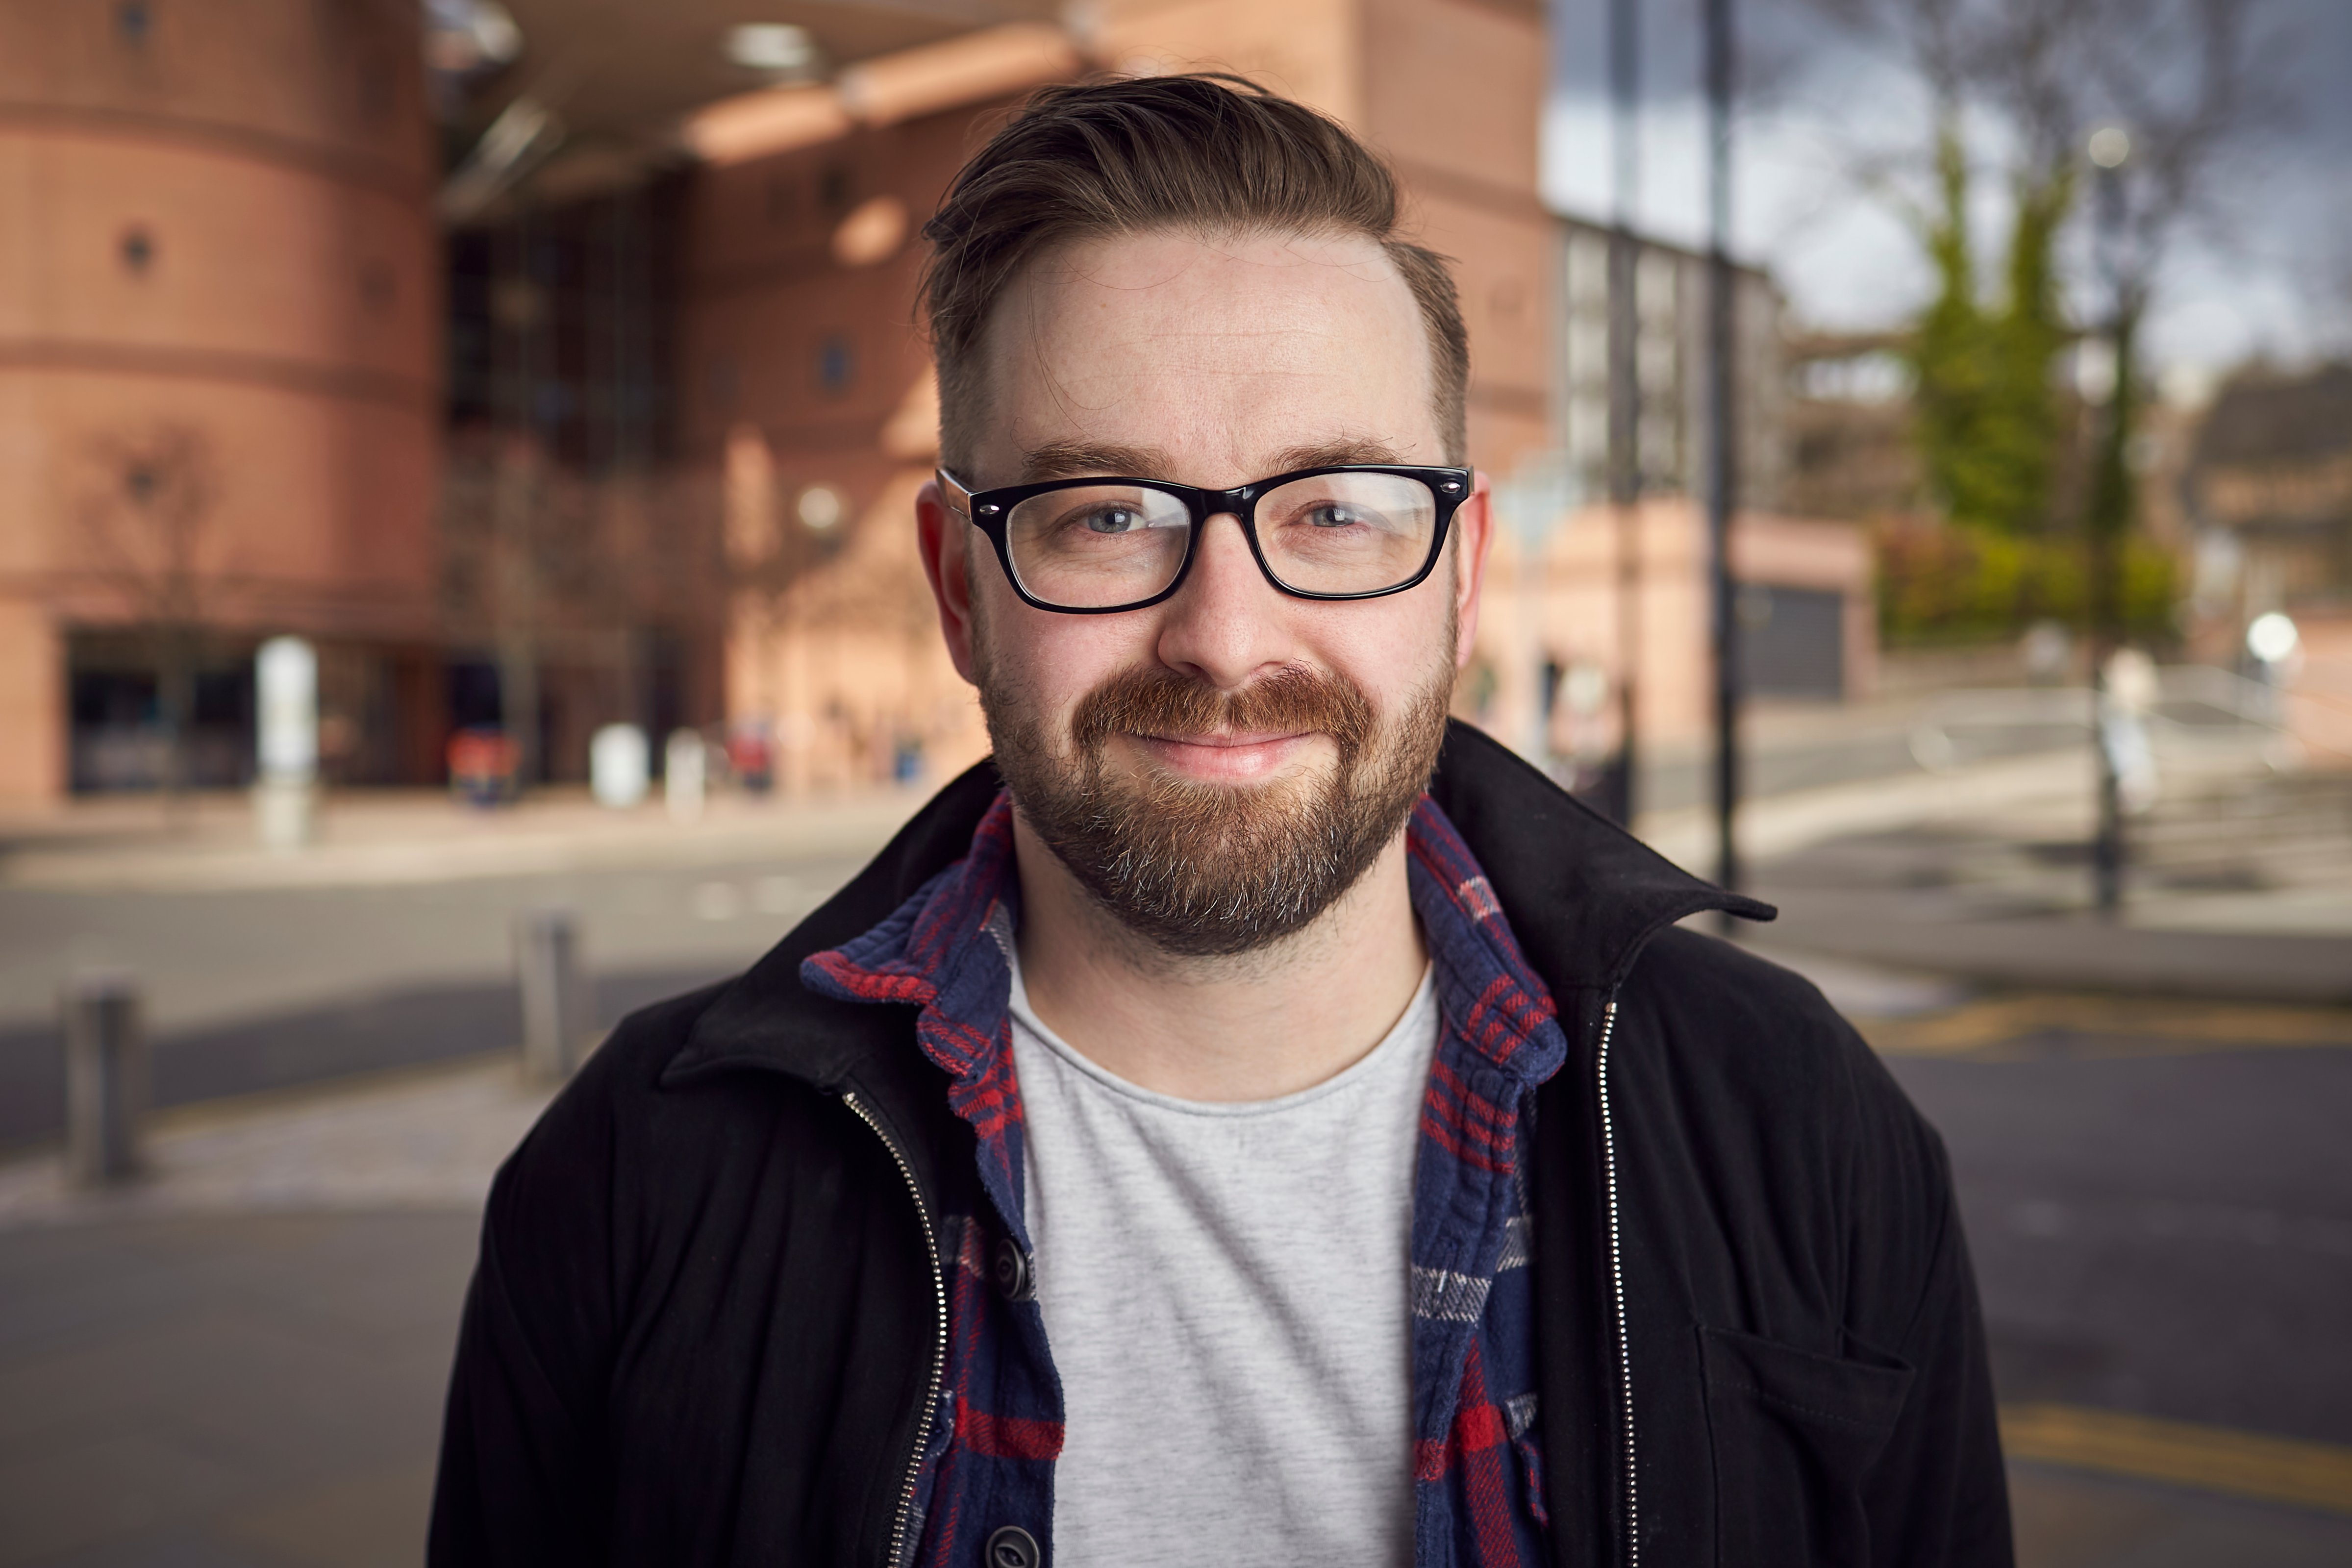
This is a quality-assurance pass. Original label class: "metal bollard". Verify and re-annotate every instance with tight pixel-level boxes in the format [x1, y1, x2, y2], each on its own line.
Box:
[63, 971, 146, 1186]
[515, 908, 590, 1081]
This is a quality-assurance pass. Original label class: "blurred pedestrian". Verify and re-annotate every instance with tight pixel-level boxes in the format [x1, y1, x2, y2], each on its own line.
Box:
[444, 725, 515, 808]
[432, 75, 2008, 1568]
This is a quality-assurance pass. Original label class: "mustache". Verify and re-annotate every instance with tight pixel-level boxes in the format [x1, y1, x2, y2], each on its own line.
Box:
[1069, 664, 1376, 769]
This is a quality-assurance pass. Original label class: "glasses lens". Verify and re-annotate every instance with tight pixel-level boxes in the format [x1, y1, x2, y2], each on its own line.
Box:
[1254, 472, 1439, 595]
[1005, 484, 1193, 608]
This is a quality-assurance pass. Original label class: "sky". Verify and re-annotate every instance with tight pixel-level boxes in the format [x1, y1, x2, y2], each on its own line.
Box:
[1540, 0, 2352, 384]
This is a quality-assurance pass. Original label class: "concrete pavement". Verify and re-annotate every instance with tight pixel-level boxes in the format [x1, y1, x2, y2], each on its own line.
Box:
[0, 1057, 551, 1228]
[0, 793, 902, 1150]
[0, 1209, 471, 1568]
[0, 786, 932, 895]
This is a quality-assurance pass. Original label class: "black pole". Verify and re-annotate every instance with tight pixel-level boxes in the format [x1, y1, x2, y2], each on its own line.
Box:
[1602, 0, 1642, 827]
[2089, 155, 2128, 913]
[1704, 0, 1740, 895]
[496, 203, 543, 795]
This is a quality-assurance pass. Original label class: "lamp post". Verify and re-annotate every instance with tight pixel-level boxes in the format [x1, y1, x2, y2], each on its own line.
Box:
[2086, 124, 2131, 914]
[1703, 0, 1740, 896]
[1600, 0, 1643, 826]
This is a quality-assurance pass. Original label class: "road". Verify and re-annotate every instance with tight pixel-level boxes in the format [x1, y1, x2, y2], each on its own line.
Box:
[1877, 1020, 2352, 1455]
[1895, 1014, 2352, 1562]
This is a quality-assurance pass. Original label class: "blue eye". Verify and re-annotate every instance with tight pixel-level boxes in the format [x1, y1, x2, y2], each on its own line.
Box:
[1086, 507, 1142, 534]
[1309, 505, 1366, 528]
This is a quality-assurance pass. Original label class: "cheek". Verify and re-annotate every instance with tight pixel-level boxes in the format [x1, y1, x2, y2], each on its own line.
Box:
[1318, 590, 1458, 707]
[978, 597, 1151, 721]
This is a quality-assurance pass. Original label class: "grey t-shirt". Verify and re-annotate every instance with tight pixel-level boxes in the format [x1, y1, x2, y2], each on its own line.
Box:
[1005, 955, 1441, 1568]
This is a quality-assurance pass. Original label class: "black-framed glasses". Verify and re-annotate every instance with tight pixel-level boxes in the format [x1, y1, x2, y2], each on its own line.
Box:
[940, 464, 1471, 615]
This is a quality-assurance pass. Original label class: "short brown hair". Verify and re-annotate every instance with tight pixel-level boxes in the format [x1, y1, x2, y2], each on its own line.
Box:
[921, 74, 1469, 468]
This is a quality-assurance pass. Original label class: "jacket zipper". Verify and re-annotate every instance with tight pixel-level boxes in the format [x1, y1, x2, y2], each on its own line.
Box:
[842, 1090, 948, 1568]
[1595, 997, 1639, 1568]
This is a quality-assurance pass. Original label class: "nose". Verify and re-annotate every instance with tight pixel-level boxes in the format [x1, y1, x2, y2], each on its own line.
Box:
[1151, 511, 1299, 692]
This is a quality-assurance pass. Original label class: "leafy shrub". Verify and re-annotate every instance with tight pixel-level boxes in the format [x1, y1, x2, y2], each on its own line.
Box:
[1875, 516, 2176, 647]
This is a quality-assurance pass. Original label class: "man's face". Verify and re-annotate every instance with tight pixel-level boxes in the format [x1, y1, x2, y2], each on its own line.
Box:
[917, 227, 1492, 955]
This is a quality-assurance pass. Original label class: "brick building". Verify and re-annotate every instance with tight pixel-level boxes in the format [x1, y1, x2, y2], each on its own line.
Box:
[2, 0, 1867, 804]
[1, 0, 441, 801]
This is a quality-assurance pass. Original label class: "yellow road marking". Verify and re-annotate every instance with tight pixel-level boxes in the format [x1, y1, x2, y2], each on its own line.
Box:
[2002, 1403, 2352, 1515]
[1862, 993, 2352, 1059]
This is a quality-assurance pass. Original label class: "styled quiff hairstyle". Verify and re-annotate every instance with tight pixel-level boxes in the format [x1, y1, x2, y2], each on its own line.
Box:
[921, 74, 1470, 469]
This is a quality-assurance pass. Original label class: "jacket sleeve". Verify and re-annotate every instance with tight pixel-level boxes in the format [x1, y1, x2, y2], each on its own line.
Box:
[428, 1059, 622, 1567]
[1858, 1089, 2013, 1568]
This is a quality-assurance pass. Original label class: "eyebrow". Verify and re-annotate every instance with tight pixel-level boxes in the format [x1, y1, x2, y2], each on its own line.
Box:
[1016, 436, 1412, 485]
[1019, 442, 1172, 483]
[1265, 438, 1409, 471]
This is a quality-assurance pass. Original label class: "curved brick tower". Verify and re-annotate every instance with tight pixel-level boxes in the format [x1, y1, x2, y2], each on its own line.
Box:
[0, 0, 440, 800]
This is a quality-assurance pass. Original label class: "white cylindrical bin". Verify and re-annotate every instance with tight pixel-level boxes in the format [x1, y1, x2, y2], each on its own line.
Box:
[665, 729, 707, 821]
[253, 635, 320, 849]
[590, 723, 650, 809]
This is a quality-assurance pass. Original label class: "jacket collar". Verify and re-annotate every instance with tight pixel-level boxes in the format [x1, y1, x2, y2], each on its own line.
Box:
[662, 718, 1772, 1093]
[1422, 722, 1774, 997]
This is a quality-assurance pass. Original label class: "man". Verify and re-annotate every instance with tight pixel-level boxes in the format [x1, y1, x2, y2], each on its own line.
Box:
[431, 75, 2010, 1568]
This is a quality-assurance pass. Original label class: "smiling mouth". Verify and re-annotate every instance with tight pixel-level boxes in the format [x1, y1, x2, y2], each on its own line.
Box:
[1124, 729, 1317, 782]
[1138, 728, 1305, 748]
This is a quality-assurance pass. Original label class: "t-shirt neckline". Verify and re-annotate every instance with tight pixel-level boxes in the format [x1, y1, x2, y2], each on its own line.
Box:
[1004, 955, 1439, 1120]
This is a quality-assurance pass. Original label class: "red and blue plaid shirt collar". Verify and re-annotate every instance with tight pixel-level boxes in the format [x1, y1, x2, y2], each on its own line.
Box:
[805, 789, 1569, 1566]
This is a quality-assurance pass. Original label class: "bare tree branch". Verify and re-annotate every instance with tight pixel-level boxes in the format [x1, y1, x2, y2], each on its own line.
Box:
[1799, 0, 2287, 324]
[77, 425, 228, 804]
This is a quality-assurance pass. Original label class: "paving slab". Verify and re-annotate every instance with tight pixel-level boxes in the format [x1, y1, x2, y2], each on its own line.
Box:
[0, 1059, 551, 1230]
[0, 1211, 474, 1568]
[1750, 902, 2352, 1004]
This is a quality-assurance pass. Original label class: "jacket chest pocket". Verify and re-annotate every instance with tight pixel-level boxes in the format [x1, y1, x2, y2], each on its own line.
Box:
[1698, 1325, 1914, 1568]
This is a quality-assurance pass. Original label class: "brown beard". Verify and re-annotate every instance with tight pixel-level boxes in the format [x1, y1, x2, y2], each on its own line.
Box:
[981, 654, 1455, 958]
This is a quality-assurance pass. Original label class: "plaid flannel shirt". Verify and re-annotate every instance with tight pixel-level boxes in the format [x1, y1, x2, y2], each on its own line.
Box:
[803, 790, 1571, 1567]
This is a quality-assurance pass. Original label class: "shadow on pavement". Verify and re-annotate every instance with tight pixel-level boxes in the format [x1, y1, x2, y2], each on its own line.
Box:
[0, 967, 739, 1152]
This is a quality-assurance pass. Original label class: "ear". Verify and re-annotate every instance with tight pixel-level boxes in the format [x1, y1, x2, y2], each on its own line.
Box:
[916, 477, 980, 685]
[1451, 470, 1495, 670]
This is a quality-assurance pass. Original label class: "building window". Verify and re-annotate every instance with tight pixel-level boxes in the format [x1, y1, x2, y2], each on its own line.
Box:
[116, 0, 151, 46]
[120, 226, 155, 274]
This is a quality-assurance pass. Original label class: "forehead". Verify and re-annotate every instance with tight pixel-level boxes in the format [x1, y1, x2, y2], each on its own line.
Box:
[971, 227, 1440, 483]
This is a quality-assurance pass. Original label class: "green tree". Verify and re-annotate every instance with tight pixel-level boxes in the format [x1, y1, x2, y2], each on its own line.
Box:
[1983, 166, 2072, 530]
[1813, 0, 2270, 659]
[1908, 129, 2073, 539]
[1909, 128, 1992, 525]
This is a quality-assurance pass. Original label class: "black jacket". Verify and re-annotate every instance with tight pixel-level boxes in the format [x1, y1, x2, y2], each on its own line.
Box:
[430, 722, 2011, 1567]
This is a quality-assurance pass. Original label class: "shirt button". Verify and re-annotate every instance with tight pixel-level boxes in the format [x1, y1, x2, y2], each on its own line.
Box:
[992, 1235, 1034, 1301]
[985, 1524, 1040, 1568]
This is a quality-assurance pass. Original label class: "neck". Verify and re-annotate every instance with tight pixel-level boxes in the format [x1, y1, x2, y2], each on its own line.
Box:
[1007, 812, 1429, 1101]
